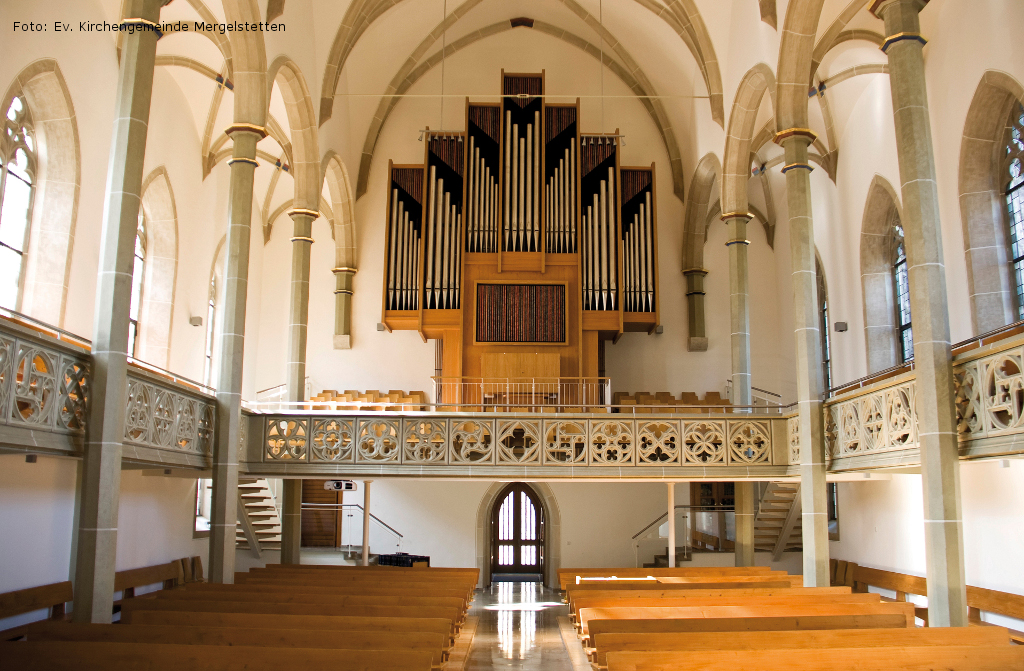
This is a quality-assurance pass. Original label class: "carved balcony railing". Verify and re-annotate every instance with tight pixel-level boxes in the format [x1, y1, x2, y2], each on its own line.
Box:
[0, 310, 215, 467]
[789, 328, 1024, 471]
[240, 410, 791, 479]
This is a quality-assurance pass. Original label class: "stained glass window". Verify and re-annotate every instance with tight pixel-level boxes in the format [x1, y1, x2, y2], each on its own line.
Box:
[891, 212, 913, 362]
[1005, 103, 1024, 319]
[0, 96, 35, 310]
[816, 259, 832, 391]
[128, 213, 146, 356]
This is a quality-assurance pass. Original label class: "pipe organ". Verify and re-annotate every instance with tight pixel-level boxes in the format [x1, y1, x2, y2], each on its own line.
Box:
[380, 70, 660, 385]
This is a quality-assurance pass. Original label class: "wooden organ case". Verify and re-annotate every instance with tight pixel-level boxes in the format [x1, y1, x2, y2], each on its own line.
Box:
[382, 71, 660, 395]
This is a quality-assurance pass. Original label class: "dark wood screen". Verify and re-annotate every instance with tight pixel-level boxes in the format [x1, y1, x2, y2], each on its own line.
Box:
[301, 480, 340, 547]
[476, 284, 566, 343]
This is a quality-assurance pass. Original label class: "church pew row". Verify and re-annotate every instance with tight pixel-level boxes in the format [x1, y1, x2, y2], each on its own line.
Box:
[234, 573, 476, 601]
[569, 592, 884, 624]
[577, 602, 918, 640]
[25, 622, 449, 669]
[119, 599, 463, 635]
[564, 586, 852, 614]
[184, 582, 472, 609]
[590, 626, 1011, 668]
[0, 642, 436, 671]
[604, 646, 1024, 671]
[558, 567, 774, 589]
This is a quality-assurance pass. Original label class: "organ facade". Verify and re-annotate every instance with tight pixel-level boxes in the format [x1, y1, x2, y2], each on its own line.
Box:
[381, 71, 661, 389]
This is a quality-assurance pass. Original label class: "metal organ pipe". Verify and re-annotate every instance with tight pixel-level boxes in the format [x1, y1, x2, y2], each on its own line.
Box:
[533, 111, 540, 250]
[504, 112, 512, 250]
[425, 166, 437, 307]
[526, 123, 533, 251]
[607, 166, 617, 309]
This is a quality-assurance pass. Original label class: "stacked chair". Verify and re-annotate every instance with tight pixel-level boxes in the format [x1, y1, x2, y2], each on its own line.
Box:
[310, 389, 427, 411]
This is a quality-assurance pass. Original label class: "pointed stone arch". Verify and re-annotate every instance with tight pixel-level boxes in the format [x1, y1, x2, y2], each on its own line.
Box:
[776, 0, 826, 132]
[135, 166, 180, 369]
[322, 151, 357, 348]
[722, 64, 777, 216]
[222, 0, 267, 127]
[682, 153, 721, 352]
[860, 175, 903, 373]
[267, 57, 320, 212]
[476, 481, 561, 588]
[958, 70, 1024, 333]
[3, 59, 81, 328]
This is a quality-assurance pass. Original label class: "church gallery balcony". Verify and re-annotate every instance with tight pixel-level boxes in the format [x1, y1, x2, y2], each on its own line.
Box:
[2, 310, 1022, 478]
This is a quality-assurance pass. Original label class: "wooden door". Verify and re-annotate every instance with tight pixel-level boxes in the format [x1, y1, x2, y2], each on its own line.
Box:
[491, 483, 544, 575]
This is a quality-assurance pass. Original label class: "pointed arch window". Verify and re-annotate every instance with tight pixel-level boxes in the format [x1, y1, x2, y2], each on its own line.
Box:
[128, 213, 146, 356]
[891, 212, 913, 362]
[0, 96, 35, 310]
[1004, 102, 1024, 320]
[203, 276, 216, 386]
[816, 259, 832, 391]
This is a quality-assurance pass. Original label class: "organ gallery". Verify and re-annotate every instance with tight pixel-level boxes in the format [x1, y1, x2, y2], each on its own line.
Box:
[382, 71, 661, 387]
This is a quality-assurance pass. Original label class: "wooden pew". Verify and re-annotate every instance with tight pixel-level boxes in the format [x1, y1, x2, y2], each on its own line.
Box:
[590, 626, 1011, 668]
[604, 646, 1024, 671]
[656, 575, 803, 586]
[185, 582, 471, 609]
[587, 612, 911, 640]
[235, 574, 476, 600]
[577, 602, 917, 639]
[27, 622, 448, 669]
[565, 586, 852, 616]
[0, 582, 73, 641]
[152, 591, 467, 623]
[558, 567, 773, 589]
[0, 641, 436, 670]
[570, 593, 883, 624]
[113, 560, 183, 613]
[125, 611, 457, 649]
[120, 600, 461, 636]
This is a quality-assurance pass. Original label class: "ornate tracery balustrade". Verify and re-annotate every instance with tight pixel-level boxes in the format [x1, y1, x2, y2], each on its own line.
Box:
[241, 413, 790, 479]
[788, 330, 1024, 471]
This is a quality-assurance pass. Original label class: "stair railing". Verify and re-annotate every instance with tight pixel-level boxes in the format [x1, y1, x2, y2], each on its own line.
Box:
[631, 505, 736, 567]
[301, 503, 404, 557]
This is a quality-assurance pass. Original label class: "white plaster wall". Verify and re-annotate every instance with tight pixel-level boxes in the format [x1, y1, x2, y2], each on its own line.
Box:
[830, 460, 1024, 628]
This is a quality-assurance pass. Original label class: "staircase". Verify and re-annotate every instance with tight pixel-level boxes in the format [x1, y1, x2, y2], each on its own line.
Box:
[754, 482, 802, 560]
[236, 478, 282, 557]
[643, 547, 691, 568]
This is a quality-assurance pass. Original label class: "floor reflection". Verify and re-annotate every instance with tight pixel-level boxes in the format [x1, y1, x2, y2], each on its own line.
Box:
[465, 581, 574, 670]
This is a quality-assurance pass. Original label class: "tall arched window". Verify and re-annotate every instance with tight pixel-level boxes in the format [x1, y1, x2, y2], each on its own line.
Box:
[203, 276, 216, 386]
[128, 213, 146, 356]
[816, 258, 832, 391]
[0, 96, 36, 311]
[1004, 102, 1024, 320]
[891, 212, 913, 362]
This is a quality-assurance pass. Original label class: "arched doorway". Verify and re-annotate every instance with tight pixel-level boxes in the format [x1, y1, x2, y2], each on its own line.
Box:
[491, 483, 544, 580]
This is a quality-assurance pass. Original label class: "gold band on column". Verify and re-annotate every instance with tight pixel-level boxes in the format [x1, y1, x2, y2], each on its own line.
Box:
[881, 32, 928, 53]
[682, 268, 709, 275]
[227, 157, 259, 167]
[332, 267, 358, 274]
[782, 163, 814, 173]
[774, 128, 818, 144]
[290, 236, 315, 243]
[720, 211, 754, 222]
[288, 208, 321, 219]
[225, 123, 268, 139]
[725, 239, 751, 246]
[119, 18, 163, 38]
[334, 289, 354, 295]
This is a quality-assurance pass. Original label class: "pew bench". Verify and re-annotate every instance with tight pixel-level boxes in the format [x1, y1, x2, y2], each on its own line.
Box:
[185, 582, 471, 610]
[0, 641, 436, 670]
[0, 581, 73, 641]
[26, 622, 449, 669]
[589, 625, 1012, 668]
[565, 586, 852, 615]
[604, 645, 1024, 671]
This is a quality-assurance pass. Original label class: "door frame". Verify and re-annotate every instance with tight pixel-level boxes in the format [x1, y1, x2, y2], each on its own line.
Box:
[477, 481, 560, 588]
[490, 482, 545, 576]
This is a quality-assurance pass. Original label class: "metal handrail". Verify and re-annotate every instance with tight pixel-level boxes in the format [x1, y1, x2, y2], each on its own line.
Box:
[302, 502, 404, 539]
[631, 504, 735, 540]
[243, 400, 798, 415]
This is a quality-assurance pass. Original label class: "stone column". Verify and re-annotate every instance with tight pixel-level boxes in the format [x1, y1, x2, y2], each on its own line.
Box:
[871, 0, 967, 627]
[683, 269, 708, 352]
[734, 482, 756, 567]
[724, 213, 753, 406]
[362, 480, 373, 566]
[208, 124, 265, 583]
[775, 129, 829, 587]
[333, 267, 356, 349]
[73, 0, 166, 623]
[278, 208, 317, 565]
[280, 479, 302, 564]
[667, 483, 676, 568]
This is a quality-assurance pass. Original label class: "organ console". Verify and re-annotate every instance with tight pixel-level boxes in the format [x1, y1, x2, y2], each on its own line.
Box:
[381, 70, 660, 391]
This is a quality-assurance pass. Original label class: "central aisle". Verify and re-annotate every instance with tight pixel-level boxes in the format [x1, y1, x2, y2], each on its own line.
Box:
[464, 581, 579, 670]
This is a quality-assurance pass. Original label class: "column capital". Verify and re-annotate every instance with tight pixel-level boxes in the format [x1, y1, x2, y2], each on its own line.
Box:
[332, 267, 359, 274]
[225, 123, 268, 139]
[774, 128, 818, 145]
[288, 208, 320, 220]
[868, 0, 929, 20]
[682, 267, 709, 276]
[720, 211, 754, 222]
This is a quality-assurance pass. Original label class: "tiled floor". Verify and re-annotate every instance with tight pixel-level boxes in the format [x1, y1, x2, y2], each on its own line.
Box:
[463, 581, 577, 670]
